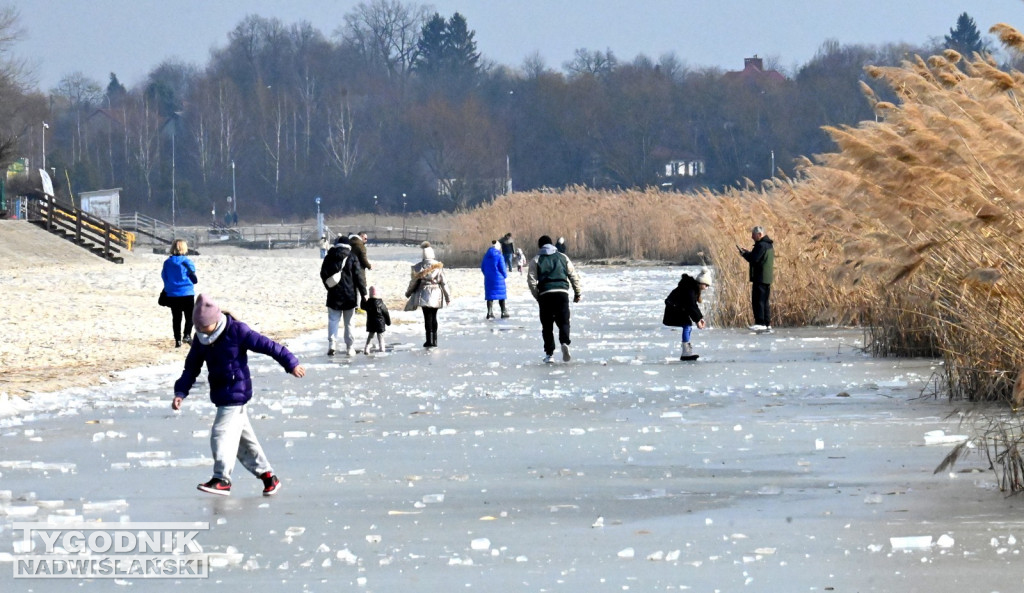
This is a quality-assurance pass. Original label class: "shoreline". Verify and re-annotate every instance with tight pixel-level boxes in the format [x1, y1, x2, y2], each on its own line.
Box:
[1, 242, 531, 400]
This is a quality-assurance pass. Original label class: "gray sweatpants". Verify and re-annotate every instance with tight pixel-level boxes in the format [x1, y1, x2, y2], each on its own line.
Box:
[210, 405, 272, 481]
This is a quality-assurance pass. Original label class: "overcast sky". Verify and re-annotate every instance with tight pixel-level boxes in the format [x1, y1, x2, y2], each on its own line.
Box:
[8, 0, 1024, 91]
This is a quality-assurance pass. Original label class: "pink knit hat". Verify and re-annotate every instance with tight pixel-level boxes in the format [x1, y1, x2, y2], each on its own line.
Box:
[193, 294, 222, 328]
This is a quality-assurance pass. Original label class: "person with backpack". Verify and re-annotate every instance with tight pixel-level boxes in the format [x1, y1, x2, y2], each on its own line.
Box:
[320, 236, 366, 356]
[527, 235, 582, 363]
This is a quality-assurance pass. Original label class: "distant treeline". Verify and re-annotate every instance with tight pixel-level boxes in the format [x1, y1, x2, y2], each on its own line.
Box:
[0, 4, 1000, 222]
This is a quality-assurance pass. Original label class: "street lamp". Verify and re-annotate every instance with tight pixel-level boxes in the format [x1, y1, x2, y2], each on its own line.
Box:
[402, 193, 407, 235]
[231, 160, 237, 221]
[171, 125, 176, 230]
[41, 122, 48, 170]
[373, 194, 378, 229]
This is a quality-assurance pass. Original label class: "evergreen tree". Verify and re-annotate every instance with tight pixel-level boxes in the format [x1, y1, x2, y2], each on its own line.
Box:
[444, 13, 480, 82]
[944, 12, 986, 56]
[414, 13, 447, 77]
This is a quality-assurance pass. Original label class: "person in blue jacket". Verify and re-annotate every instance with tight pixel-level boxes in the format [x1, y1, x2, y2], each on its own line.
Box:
[161, 239, 198, 348]
[481, 240, 509, 319]
[172, 294, 306, 497]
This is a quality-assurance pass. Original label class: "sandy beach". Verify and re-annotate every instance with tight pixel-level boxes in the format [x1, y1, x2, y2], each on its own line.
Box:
[0, 222, 529, 397]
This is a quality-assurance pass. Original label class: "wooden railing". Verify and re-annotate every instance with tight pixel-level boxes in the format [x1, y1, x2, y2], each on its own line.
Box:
[27, 195, 134, 263]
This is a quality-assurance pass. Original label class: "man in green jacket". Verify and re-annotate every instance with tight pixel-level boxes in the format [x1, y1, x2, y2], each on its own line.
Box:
[738, 225, 774, 332]
[528, 235, 582, 363]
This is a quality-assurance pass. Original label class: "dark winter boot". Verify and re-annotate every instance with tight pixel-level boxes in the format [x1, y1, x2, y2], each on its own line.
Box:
[486, 301, 494, 320]
[430, 331, 438, 348]
[424, 328, 432, 348]
[499, 300, 509, 319]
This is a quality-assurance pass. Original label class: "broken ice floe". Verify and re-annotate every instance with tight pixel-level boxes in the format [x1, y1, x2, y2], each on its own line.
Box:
[890, 535, 932, 550]
[923, 430, 968, 446]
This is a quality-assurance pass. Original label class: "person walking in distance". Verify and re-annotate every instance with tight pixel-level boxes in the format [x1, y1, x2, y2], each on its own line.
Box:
[499, 232, 515, 272]
[481, 240, 509, 319]
[320, 236, 366, 356]
[405, 241, 451, 348]
[161, 239, 198, 348]
[349, 231, 372, 309]
[737, 225, 775, 332]
[528, 235, 582, 363]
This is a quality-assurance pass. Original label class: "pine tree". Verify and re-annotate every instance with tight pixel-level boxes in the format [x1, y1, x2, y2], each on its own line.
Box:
[944, 12, 986, 56]
[414, 13, 447, 77]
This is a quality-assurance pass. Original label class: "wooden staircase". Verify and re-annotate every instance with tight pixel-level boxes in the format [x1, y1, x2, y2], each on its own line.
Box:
[26, 195, 134, 263]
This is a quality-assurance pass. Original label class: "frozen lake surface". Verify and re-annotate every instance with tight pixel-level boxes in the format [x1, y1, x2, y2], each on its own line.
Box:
[1, 266, 1021, 592]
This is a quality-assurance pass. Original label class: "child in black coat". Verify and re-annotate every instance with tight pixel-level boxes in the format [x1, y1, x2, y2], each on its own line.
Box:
[663, 268, 712, 360]
[363, 286, 391, 354]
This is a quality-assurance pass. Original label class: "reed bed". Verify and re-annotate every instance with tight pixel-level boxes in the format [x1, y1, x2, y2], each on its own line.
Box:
[451, 27, 1024, 489]
[442, 187, 710, 267]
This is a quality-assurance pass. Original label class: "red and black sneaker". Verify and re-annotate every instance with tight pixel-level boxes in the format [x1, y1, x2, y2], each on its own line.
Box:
[197, 477, 231, 496]
[260, 472, 281, 496]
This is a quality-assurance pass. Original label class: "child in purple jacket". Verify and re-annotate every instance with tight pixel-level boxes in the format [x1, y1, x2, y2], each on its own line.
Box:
[172, 294, 305, 496]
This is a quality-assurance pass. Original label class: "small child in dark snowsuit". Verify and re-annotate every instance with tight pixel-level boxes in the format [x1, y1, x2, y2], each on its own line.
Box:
[363, 286, 391, 354]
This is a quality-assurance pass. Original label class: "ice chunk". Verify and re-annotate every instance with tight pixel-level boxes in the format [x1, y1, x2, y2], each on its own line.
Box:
[0, 505, 39, 517]
[923, 430, 968, 446]
[864, 494, 884, 504]
[646, 550, 664, 561]
[282, 431, 309, 438]
[284, 527, 305, 537]
[365, 534, 382, 544]
[665, 550, 681, 562]
[336, 549, 358, 564]
[890, 535, 932, 549]
[569, 428, 586, 436]
[936, 534, 955, 548]
[660, 411, 682, 419]
[592, 516, 604, 528]
[422, 493, 445, 504]
[83, 500, 129, 514]
[617, 547, 635, 559]
[470, 538, 490, 551]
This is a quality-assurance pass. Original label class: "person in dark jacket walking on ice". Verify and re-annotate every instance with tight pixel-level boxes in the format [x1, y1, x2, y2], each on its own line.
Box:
[172, 294, 305, 497]
[528, 235, 582, 363]
[320, 236, 367, 356]
[738, 225, 774, 332]
[663, 268, 712, 360]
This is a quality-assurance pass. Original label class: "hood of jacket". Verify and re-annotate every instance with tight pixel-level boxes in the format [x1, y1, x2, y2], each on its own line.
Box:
[538, 244, 558, 256]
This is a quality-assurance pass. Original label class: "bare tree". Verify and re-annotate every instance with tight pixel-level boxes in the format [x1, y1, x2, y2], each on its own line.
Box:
[337, 0, 429, 81]
[325, 89, 362, 180]
[51, 72, 103, 162]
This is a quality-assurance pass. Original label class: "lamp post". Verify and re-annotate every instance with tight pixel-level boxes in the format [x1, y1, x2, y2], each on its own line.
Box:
[171, 125, 176, 230]
[402, 193, 407, 236]
[41, 122, 48, 170]
[231, 160, 237, 221]
[315, 195, 323, 243]
[770, 149, 775, 180]
[373, 194, 378, 229]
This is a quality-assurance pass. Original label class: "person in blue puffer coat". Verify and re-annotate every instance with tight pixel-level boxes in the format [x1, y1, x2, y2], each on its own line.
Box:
[172, 294, 305, 498]
[480, 240, 509, 319]
[161, 239, 198, 348]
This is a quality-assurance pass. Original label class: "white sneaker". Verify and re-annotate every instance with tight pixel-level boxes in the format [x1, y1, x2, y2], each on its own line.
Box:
[346, 347, 356, 357]
[748, 324, 767, 331]
[543, 354, 553, 364]
[561, 344, 571, 362]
